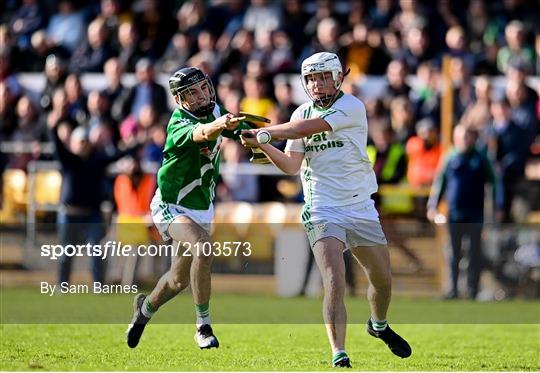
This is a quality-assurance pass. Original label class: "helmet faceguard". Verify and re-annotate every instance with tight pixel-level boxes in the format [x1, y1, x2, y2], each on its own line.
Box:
[301, 52, 344, 109]
[169, 67, 216, 118]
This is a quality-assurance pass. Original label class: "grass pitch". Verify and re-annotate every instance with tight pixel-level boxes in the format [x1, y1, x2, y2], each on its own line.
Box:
[0, 290, 539, 371]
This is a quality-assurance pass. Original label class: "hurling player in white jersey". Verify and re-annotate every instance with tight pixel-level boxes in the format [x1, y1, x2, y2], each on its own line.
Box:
[241, 52, 412, 368]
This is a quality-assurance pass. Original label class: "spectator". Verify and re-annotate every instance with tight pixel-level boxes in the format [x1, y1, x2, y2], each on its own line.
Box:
[116, 21, 144, 73]
[343, 23, 390, 79]
[87, 90, 118, 141]
[496, 20, 535, 74]
[240, 75, 275, 120]
[133, 0, 175, 58]
[272, 76, 296, 124]
[22, 30, 69, 72]
[397, 22, 436, 73]
[266, 30, 295, 74]
[369, 0, 396, 30]
[466, 0, 498, 54]
[192, 29, 220, 76]
[8, 0, 46, 49]
[141, 124, 165, 165]
[390, 0, 428, 35]
[300, 17, 345, 68]
[64, 74, 87, 126]
[406, 118, 442, 187]
[102, 57, 126, 113]
[176, 0, 209, 38]
[382, 59, 411, 109]
[451, 57, 475, 122]
[113, 58, 168, 122]
[46, 0, 85, 53]
[46, 88, 72, 128]
[220, 28, 256, 74]
[11, 95, 46, 142]
[0, 83, 17, 141]
[40, 54, 68, 111]
[445, 26, 476, 72]
[243, 0, 283, 43]
[0, 25, 22, 71]
[389, 96, 416, 144]
[114, 156, 155, 217]
[428, 125, 502, 300]
[89, 122, 117, 157]
[410, 61, 441, 123]
[506, 80, 537, 142]
[458, 75, 492, 146]
[0, 47, 22, 99]
[367, 122, 424, 271]
[488, 97, 530, 222]
[382, 28, 404, 61]
[304, 0, 340, 41]
[367, 124, 407, 185]
[48, 117, 139, 285]
[119, 104, 159, 146]
[69, 18, 112, 73]
[218, 138, 259, 202]
[280, 0, 309, 59]
[506, 60, 539, 110]
[96, 0, 132, 49]
[158, 31, 192, 75]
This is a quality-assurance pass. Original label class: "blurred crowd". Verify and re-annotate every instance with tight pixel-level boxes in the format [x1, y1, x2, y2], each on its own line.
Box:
[0, 0, 539, 219]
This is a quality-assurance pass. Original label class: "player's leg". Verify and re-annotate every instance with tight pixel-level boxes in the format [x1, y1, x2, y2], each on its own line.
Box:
[466, 223, 483, 300]
[126, 224, 193, 348]
[169, 215, 219, 349]
[311, 237, 351, 367]
[144, 241, 193, 312]
[447, 223, 464, 299]
[351, 245, 391, 321]
[351, 245, 411, 358]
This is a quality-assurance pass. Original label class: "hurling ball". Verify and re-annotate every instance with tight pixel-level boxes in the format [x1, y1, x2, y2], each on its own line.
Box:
[256, 129, 272, 144]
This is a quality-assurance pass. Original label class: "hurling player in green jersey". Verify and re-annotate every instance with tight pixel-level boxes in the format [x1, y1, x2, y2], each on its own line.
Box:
[126, 67, 247, 350]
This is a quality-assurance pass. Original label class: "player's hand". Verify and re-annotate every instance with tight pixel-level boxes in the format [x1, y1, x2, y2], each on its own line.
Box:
[215, 113, 246, 131]
[240, 129, 260, 148]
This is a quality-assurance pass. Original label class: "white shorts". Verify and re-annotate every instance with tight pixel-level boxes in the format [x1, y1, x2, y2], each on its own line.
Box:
[302, 199, 387, 249]
[150, 189, 213, 241]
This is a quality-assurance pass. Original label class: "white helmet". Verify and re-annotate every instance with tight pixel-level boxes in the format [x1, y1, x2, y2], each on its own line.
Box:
[301, 52, 344, 108]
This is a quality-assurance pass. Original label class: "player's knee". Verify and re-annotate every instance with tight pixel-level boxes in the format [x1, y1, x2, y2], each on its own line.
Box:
[168, 272, 189, 292]
[372, 270, 392, 293]
[192, 239, 214, 266]
[323, 271, 346, 293]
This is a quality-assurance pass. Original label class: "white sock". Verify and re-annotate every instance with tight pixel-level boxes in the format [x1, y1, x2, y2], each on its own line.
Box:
[196, 315, 211, 329]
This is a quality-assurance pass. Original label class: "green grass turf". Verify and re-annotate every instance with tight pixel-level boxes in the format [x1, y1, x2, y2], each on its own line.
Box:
[1, 324, 539, 371]
[0, 290, 539, 371]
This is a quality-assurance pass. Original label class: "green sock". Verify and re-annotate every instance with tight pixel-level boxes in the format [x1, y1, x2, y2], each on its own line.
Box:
[332, 351, 348, 364]
[195, 302, 210, 326]
[142, 298, 155, 318]
[371, 317, 388, 331]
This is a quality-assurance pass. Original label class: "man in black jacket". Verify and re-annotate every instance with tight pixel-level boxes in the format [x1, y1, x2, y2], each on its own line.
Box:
[112, 58, 168, 122]
[49, 121, 139, 285]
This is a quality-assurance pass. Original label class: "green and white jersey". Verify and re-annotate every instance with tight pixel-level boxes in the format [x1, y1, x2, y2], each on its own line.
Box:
[157, 104, 243, 210]
[285, 92, 378, 209]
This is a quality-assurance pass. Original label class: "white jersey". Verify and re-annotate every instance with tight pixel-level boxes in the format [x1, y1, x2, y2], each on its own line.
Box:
[285, 92, 378, 209]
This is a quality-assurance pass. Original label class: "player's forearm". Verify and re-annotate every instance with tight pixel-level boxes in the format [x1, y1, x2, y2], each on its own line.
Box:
[266, 119, 330, 140]
[259, 144, 300, 175]
[192, 122, 224, 142]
